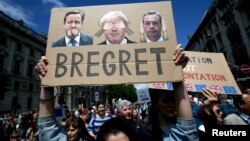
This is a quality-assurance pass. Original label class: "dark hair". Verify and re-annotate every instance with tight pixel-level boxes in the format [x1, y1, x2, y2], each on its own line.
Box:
[96, 118, 136, 141]
[65, 117, 90, 140]
[64, 9, 85, 24]
[96, 102, 105, 109]
[142, 11, 162, 24]
[233, 94, 245, 110]
[148, 89, 175, 141]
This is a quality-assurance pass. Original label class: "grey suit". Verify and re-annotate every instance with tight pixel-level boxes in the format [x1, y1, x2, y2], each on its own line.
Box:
[223, 113, 248, 125]
[52, 33, 93, 47]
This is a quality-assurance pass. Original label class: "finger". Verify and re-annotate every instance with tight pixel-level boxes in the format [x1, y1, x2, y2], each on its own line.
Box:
[41, 56, 49, 65]
[202, 88, 211, 98]
[174, 48, 184, 64]
[173, 44, 182, 60]
[175, 51, 185, 64]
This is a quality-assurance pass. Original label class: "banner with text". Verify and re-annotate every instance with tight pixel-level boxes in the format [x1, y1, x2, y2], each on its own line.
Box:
[148, 51, 242, 94]
[42, 1, 183, 86]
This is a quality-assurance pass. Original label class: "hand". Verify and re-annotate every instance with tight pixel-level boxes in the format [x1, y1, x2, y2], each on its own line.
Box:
[173, 44, 189, 68]
[35, 56, 48, 80]
[202, 88, 220, 107]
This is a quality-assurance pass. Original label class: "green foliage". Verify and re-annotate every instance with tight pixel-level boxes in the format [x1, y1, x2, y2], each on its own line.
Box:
[103, 84, 137, 102]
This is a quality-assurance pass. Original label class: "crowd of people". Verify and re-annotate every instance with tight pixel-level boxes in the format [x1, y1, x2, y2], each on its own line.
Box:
[1, 86, 249, 141]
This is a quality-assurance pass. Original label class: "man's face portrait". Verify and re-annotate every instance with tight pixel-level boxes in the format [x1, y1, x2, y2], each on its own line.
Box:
[64, 13, 82, 39]
[143, 14, 162, 40]
[103, 18, 126, 44]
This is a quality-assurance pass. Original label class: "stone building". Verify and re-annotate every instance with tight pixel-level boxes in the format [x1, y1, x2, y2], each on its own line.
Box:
[0, 11, 46, 112]
[0, 11, 104, 113]
[185, 0, 250, 90]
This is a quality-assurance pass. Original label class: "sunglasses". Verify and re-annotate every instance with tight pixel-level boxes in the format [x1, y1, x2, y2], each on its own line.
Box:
[214, 109, 221, 114]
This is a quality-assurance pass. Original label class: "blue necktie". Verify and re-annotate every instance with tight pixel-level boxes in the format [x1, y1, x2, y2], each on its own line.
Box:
[70, 39, 77, 46]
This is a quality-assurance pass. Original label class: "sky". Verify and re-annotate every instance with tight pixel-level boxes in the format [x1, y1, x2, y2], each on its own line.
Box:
[0, 0, 212, 47]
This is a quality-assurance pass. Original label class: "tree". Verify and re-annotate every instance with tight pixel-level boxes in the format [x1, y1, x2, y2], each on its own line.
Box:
[103, 84, 137, 103]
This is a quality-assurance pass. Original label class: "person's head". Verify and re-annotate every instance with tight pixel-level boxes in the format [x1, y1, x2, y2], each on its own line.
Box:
[99, 11, 130, 44]
[118, 100, 133, 120]
[188, 94, 194, 104]
[245, 88, 250, 94]
[66, 117, 88, 141]
[233, 93, 250, 116]
[96, 118, 135, 141]
[218, 94, 228, 103]
[150, 89, 176, 119]
[142, 11, 162, 42]
[4, 110, 13, 121]
[63, 10, 85, 39]
[132, 109, 138, 119]
[96, 102, 106, 116]
[211, 104, 223, 124]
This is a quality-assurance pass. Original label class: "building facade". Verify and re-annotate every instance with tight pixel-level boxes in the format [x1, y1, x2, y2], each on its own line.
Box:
[185, 0, 250, 91]
[0, 11, 46, 112]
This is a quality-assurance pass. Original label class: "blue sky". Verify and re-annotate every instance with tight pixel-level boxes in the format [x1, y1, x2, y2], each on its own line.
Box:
[0, 0, 212, 47]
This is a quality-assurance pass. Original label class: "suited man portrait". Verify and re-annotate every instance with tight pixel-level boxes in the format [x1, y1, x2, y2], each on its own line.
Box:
[52, 9, 93, 47]
[140, 11, 168, 43]
[95, 11, 136, 45]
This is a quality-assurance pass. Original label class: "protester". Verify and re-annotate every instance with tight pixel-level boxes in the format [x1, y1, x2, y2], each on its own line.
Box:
[96, 117, 136, 141]
[198, 88, 223, 140]
[223, 92, 250, 125]
[87, 102, 112, 140]
[65, 117, 91, 141]
[149, 86, 198, 141]
[188, 94, 202, 128]
[218, 94, 237, 118]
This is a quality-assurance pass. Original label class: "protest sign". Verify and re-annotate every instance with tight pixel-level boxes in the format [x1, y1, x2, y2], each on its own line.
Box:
[42, 1, 182, 86]
[148, 51, 242, 94]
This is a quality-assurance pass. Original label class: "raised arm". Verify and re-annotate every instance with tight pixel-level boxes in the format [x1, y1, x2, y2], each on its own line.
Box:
[173, 44, 193, 120]
[35, 56, 54, 117]
[35, 56, 67, 140]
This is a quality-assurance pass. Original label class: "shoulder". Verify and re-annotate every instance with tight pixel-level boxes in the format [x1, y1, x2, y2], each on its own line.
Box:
[80, 33, 93, 40]
[98, 41, 107, 45]
[79, 33, 93, 45]
[223, 113, 246, 125]
[52, 37, 65, 47]
[125, 37, 137, 43]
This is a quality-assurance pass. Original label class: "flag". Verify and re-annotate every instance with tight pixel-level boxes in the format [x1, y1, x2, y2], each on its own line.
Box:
[185, 83, 193, 91]
[209, 85, 223, 93]
[223, 86, 237, 94]
[165, 82, 173, 90]
[152, 82, 165, 89]
[195, 84, 206, 92]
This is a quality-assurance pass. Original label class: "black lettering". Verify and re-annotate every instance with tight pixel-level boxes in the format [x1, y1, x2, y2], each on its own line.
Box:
[135, 48, 148, 75]
[150, 48, 166, 74]
[71, 52, 83, 77]
[119, 50, 132, 75]
[87, 52, 99, 77]
[55, 53, 67, 77]
[103, 51, 116, 76]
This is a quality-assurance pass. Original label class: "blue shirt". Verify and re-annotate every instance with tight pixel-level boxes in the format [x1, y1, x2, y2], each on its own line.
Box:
[163, 118, 199, 141]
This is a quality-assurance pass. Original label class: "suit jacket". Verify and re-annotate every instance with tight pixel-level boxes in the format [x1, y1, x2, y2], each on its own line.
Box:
[98, 37, 136, 45]
[52, 33, 93, 47]
[223, 113, 248, 125]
